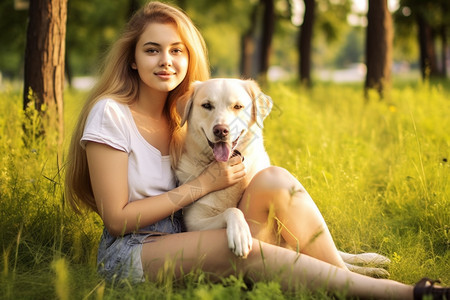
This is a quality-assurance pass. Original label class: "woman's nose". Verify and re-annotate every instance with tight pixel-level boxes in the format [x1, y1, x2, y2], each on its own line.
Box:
[159, 52, 172, 67]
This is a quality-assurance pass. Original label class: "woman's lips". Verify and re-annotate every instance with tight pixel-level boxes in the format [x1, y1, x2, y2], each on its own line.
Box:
[155, 70, 175, 80]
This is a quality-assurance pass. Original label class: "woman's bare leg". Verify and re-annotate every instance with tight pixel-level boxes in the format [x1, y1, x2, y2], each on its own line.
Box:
[239, 166, 347, 269]
[141, 230, 237, 280]
[141, 230, 413, 299]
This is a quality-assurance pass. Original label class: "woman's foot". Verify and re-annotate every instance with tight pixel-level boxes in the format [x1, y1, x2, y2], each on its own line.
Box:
[413, 278, 450, 300]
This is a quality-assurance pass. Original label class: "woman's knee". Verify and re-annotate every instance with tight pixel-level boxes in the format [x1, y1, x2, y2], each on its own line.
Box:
[250, 166, 303, 191]
[246, 167, 307, 205]
[240, 167, 307, 218]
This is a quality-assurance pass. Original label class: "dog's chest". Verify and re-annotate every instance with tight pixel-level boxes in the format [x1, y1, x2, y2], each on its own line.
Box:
[175, 153, 210, 184]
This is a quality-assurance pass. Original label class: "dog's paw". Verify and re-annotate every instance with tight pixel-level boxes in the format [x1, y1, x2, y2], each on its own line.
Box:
[345, 263, 390, 278]
[340, 251, 391, 267]
[225, 208, 253, 258]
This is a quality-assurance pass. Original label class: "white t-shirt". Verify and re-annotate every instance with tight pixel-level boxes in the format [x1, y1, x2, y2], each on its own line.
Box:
[81, 99, 176, 202]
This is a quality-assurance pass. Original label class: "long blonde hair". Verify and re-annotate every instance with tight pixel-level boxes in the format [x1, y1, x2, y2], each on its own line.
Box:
[65, 1, 210, 213]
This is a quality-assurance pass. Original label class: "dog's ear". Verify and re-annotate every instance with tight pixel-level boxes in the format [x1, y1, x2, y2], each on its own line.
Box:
[178, 81, 201, 127]
[244, 80, 273, 128]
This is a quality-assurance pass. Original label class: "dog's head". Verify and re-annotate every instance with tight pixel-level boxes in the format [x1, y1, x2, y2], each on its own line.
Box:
[178, 78, 272, 162]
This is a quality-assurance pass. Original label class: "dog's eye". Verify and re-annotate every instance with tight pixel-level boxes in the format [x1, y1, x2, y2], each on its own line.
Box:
[201, 103, 213, 110]
[234, 104, 244, 110]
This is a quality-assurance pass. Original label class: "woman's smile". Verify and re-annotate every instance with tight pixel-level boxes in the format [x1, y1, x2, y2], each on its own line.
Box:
[133, 22, 188, 94]
[154, 69, 176, 80]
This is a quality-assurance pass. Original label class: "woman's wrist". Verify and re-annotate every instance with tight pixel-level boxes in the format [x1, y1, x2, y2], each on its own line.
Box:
[194, 173, 213, 196]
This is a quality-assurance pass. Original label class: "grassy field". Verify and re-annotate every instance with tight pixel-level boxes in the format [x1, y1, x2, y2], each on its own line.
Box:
[0, 80, 448, 299]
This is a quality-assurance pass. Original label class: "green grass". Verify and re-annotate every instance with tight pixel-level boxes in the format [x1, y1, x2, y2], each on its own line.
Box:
[0, 80, 449, 299]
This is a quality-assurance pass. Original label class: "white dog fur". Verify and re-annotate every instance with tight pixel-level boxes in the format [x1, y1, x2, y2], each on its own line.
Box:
[175, 78, 390, 277]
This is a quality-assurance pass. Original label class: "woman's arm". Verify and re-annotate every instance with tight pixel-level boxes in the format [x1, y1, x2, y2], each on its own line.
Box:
[86, 142, 245, 236]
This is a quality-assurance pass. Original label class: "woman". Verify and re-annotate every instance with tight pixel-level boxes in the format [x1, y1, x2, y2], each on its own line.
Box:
[65, 2, 448, 299]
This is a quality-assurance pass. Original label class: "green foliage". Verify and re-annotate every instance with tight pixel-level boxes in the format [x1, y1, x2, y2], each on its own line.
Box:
[0, 81, 449, 298]
[394, 0, 450, 65]
[182, 0, 259, 77]
[332, 27, 365, 67]
[0, 89, 102, 299]
[315, 0, 352, 43]
[0, 0, 353, 80]
[66, 0, 131, 75]
[264, 80, 449, 285]
[0, 1, 28, 77]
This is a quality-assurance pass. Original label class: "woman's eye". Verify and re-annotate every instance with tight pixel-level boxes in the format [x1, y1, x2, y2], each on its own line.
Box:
[145, 48, 158, 54]
[234, 104, 243, 110]
[172, 48, 183, 54]
[201, 103, 213, 110]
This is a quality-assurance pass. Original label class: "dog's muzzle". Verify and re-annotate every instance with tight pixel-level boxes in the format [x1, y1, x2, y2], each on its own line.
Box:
[206, 129, 244, 162]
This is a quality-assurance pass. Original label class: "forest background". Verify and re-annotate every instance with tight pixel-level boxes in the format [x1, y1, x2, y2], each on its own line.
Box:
[0, 0, 449, 299]
[1, 0, 449, 88]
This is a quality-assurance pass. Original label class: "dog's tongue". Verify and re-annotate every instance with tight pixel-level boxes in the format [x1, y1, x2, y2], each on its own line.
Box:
[213, 142, 231, 162]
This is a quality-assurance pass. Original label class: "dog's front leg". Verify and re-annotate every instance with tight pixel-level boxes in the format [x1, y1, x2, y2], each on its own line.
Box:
[184, 203, 253, 258]
[223, 207, 253, 258]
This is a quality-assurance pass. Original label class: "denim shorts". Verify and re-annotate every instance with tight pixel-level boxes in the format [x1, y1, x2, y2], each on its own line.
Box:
[97, 212, 184, 283]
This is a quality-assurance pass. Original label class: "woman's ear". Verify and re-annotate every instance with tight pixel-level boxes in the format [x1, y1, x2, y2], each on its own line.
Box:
[131, 62, 137, 70]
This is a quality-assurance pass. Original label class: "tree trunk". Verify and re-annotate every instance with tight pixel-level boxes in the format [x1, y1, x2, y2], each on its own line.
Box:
[23, 0, 67, 145]
[441, 2, 449, 78]
[298, 0, 315, 87]
[365, 0, 393, 98]
[65, 50, 72, 88]
[440, 25, 447, 78]
[417, 15, 439, 79]
[257, 0, 274, 84]
[240, 5, 259, 79]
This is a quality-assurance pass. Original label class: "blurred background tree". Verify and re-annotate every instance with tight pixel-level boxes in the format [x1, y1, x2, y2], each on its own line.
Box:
[0, 0, 448, 94]
[395, 0, 449, 79]
[365, 0, 393, 98]
[22, 0, 67, 146]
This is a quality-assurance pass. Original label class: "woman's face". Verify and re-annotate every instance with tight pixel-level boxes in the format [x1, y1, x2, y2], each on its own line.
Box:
[133, 22, 189, 95]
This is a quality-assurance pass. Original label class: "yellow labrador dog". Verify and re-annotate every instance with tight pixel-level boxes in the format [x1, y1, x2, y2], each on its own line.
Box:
[175, 78, 390, 277]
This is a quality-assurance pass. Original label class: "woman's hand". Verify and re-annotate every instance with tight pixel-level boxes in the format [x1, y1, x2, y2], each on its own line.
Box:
[198, 156, 246, 193]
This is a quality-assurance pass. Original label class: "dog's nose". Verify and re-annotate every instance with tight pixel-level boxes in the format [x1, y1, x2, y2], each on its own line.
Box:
[213, 125, 229, 138]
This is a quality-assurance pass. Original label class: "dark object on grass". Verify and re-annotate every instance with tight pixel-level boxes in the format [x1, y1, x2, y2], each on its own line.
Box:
[414, 277, 450, 300]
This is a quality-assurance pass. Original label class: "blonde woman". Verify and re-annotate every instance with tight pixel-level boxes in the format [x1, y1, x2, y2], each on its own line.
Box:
[65, 2, 448, 299]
